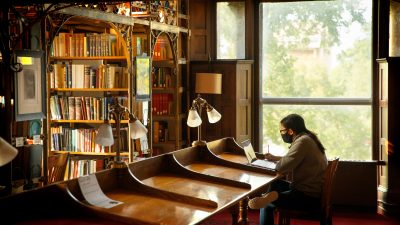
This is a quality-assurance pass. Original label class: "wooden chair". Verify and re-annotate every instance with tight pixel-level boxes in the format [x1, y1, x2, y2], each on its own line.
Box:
[47, 153, 69, 184]
[276, 157, 340, 225]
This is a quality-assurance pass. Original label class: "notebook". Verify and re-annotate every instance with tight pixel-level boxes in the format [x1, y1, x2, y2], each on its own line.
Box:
[242, 140, 277, 171]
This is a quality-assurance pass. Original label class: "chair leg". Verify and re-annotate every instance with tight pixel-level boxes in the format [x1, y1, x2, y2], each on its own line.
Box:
[320, 216, 332, 225]
[328, 216, 333, 225]
[278, 216, 290, 225]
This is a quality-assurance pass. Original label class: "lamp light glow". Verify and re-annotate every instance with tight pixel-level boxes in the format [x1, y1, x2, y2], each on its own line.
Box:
[207, 107, 222, 124]
[0, 137, 18, 167]
[187, 73, 222, 146]
[187, 107, 202, 127]
[130, 120, 148, 139]
[94, 123, 114, 146]
[94, 99, 148, 168]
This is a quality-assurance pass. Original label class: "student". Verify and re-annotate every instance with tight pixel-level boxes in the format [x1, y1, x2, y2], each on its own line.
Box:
[248, 113, 328, 225]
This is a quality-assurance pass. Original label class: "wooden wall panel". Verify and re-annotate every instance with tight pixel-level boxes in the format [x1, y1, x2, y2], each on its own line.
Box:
[190, 1, 211, 60]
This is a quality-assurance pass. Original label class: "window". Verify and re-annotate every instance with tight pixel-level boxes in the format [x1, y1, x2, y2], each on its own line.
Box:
[216, 2, 245, 59]
[259, 0, 372, 160]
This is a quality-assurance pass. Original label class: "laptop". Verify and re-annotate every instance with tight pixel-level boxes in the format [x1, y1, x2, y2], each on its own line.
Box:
[242, 140, 277, 171]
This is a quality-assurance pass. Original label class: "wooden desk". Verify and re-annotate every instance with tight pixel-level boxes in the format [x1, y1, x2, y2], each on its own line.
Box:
[0, 137, 277, 225]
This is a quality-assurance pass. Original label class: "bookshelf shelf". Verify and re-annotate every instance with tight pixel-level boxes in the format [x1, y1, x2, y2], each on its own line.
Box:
[51, 151, 129, 157]
[153, 60, 175, 67]
[152, 87, 175, 93]
[51, 88, 129, 92]
[50, 56, 127, 61]
[50, 119, 129, 124]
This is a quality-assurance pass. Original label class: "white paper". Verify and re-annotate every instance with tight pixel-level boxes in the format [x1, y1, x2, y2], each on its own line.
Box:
[15, 137, 24, 147]
[78, 174, 123, 208]
[142, 101, 148, 126]
[33, 135, 41, 145]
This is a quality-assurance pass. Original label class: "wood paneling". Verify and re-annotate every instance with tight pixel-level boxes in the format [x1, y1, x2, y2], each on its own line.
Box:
[190, 60, 253, 144]
[189, 0, 211, 60]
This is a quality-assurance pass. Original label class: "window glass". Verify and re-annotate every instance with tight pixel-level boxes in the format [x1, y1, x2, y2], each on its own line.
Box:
[260, 0, 372, 160]
[261, 0, 372, 98]
[217, 2, 245, 59]
[262, 105, 372, 160]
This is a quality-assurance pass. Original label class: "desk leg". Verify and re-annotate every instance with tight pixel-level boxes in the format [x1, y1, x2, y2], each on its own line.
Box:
[231, 196, 249, 225]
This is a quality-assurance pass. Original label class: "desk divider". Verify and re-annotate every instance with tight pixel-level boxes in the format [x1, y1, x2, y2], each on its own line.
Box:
[1, 137, 279, 225]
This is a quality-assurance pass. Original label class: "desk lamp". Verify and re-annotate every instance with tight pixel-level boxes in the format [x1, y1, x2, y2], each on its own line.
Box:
[0, 137, 18, 167]
[95, 100, 147, 168]
[0, 137, 18, 191]
[187, 73, 222, 146]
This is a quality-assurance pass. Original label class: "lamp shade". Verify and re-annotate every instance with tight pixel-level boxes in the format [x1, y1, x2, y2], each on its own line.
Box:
[187, 107, 202, 127]
[95, 124, 114, 146]
[207, 107, 222, 123]
[195, 73, 222, 94]
[0, 137, 18, 167]
[129, 120, 148, 139]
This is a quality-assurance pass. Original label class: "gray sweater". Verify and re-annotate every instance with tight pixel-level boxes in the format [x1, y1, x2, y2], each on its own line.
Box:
[276, 133, 328, 198]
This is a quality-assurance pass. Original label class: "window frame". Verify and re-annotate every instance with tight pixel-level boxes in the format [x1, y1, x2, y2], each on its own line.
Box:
[255, 0, 378, 160]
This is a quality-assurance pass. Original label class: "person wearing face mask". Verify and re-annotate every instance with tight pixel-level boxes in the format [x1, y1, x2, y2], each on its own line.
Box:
[248, 113, 328, 225]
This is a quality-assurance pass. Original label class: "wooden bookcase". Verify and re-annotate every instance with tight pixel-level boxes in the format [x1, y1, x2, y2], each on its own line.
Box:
[43, 1, 190, 178]
[150, 0, 190, 155]
[46, 17, 132, 179]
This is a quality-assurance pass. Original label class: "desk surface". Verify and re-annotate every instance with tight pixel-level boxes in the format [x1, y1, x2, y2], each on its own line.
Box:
[1, 137, 277, 225]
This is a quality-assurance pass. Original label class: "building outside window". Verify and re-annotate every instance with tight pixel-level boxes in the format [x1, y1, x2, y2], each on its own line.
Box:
[259, 0, 372, 160]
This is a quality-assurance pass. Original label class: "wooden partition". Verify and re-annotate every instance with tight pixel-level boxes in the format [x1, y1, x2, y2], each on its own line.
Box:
[0, 137, 278, 225]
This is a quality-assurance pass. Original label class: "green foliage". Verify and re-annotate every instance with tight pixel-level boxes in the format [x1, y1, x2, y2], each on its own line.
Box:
[261, 0, 372, 160]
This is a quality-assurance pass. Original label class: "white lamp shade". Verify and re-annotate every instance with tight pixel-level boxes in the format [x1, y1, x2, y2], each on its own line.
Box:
[0, 137, 18, 167]
[207, 108, 222, 123]
[129, 120, 148, 139]
[187, 108, 202, 127]
[95, 124, 114, 146]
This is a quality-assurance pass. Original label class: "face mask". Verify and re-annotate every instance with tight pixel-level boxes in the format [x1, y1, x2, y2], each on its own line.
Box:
[281, 132, 293, 143]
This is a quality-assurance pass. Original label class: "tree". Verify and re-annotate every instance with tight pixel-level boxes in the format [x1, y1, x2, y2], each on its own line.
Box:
[261, 0, 372, 160]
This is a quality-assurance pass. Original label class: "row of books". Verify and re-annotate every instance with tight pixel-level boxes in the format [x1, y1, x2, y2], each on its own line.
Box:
[153, 67, 172, 88]
[50, 96, 128, 121]
[131, 101, 149, 125]
[152, 93, 173, 115]
[68, 158, 105, 179]
[50, 126, 129, 153]
[132, 136, 150, 157]
[153, 121, 168, 143]
[67, 157, 129, 179]
[153, 37, 171, 60]
[51, 32, 120, 57]
[50, 64, 127, 89]
[132, 36, 148, 57]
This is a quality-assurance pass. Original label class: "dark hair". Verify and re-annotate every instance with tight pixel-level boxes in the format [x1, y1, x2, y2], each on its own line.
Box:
[280, 114, 325, 153]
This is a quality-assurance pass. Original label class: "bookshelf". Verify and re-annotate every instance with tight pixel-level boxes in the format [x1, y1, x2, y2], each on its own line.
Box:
[150, 0, 190, 155]
[46, 16, 132, 179]
[42, 1, 190, 178]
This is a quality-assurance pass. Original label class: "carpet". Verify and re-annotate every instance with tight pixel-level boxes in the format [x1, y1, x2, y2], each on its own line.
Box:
[199, 209, 400, 225]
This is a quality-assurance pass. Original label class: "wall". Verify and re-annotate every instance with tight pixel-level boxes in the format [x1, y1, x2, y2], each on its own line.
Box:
[332, 161, 377, 208]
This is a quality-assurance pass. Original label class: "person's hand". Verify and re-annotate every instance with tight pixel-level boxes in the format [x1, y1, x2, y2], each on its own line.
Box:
[264, 153, 277, 161]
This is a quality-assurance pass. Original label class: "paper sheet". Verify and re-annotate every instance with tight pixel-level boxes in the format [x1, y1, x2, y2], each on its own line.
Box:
[78, 174, 123, 208]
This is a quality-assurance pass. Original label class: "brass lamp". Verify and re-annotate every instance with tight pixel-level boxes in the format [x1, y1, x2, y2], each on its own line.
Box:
[187, 73, 222, 146]
[95, 99, 147, 168]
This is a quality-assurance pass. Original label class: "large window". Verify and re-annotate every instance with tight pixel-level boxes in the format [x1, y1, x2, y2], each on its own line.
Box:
[260, 0, 372, 160]
[216, 2, 245, 59]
